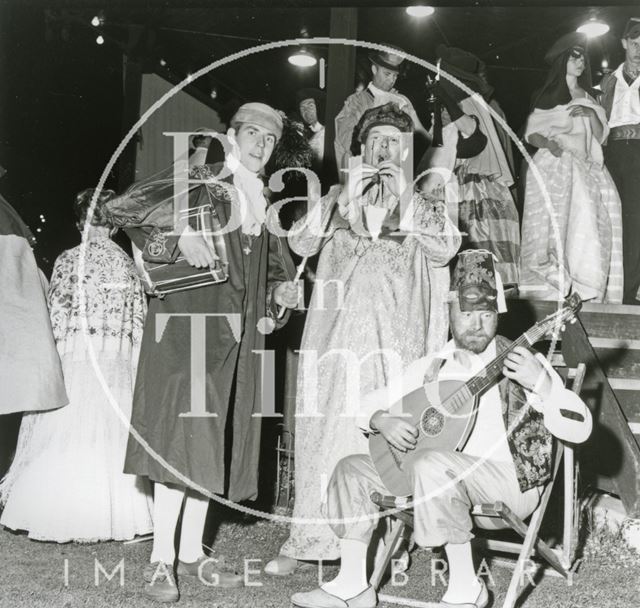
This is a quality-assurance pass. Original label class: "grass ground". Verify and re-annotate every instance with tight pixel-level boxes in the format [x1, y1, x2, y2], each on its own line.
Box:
[2, 506, 639, 608]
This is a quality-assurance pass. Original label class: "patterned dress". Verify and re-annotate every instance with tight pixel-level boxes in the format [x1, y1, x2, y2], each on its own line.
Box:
[520, 97, 623, 303]
[279, 186, 461, 560]
[0, 236, 153, 542]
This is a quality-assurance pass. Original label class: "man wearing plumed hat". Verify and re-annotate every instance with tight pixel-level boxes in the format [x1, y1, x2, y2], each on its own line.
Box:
[599, 18, 640, 304]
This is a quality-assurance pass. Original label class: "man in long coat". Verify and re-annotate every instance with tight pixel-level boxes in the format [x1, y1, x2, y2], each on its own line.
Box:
[120, 103, 298, 602]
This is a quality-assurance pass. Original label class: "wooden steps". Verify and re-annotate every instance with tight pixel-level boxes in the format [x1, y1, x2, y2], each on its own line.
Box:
[500, 299, 640, 517]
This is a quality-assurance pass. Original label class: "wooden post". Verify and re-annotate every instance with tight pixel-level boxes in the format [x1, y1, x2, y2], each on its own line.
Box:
[322, 7, 358, 188]
[118, 26, 144, 191]
[279, 7, 359, 446]
[561, 317, 640, 517]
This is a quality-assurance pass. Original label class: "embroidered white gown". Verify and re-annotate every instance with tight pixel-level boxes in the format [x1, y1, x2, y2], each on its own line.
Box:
[0, 236, 153, 542]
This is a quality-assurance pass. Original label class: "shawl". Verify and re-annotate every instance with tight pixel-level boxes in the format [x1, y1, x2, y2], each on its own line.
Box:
[525, 97, 609, 166]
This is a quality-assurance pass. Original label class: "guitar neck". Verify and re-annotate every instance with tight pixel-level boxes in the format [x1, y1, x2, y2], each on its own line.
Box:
[446, 334, 533, 414]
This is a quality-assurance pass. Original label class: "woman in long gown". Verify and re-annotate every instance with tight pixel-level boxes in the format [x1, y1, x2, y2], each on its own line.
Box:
[520, 32, 623, 303]
[267, 103, 461, 570]
[0, 189, 153, 542]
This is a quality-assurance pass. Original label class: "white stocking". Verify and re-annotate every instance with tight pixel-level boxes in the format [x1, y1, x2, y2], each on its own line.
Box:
[441, 541, 481, 603]
[321, 539, 368, 600]
[177, 491, 210, 563]
[150, 483, 186, 565]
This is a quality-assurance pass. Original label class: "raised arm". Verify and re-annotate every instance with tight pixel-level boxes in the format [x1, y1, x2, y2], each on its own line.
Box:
[287, 185, 343, 258]
[334, 93, 367, 174]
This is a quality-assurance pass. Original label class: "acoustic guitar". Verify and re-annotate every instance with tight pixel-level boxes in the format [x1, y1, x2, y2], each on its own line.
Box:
[369, 294, 585, 496]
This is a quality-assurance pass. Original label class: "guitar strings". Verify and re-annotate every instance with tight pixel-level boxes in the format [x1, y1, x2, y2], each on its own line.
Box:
[439, 318, 564, 417]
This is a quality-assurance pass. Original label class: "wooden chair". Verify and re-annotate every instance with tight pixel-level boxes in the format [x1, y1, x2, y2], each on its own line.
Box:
[369, 363, 586, 608]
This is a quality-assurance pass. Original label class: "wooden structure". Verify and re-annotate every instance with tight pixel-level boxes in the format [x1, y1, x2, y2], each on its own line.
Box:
[502, 300, 640, 518]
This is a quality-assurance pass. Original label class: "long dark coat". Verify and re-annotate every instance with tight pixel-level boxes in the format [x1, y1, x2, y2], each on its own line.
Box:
[123, 178, 295, 502]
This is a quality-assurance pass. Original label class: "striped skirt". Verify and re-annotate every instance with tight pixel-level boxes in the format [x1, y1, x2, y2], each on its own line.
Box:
[520, 148, 623, 304]
[454, 165, 521, 285]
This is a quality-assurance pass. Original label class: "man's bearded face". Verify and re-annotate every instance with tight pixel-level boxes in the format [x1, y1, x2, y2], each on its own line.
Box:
[363, 125, 403, 167]
[449, 299, 498, 354]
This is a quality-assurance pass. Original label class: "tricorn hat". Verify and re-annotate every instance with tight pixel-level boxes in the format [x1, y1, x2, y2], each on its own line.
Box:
[436, 44, 494, 101]
[451, 249, 506, 313]
[368, 44, 406, 72]
[295, 87, 326, 116]
[623, 17, 640, 40]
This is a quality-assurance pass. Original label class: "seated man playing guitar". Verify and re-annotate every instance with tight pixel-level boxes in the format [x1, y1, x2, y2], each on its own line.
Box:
[291, 249, 592, 608]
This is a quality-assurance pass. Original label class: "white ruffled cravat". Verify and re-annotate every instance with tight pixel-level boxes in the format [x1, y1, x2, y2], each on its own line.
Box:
[225, 147, 267, 237]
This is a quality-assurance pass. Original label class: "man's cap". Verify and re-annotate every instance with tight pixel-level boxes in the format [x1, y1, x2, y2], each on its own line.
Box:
[544, 32, 587, 65]
[451, 249, 506, 313]
[623, 18, 640, 40]
[368, 45, 406, 72]
[230, 102, 283, 141]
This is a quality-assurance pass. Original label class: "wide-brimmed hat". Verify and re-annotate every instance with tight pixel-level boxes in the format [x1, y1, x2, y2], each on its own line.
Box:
[295, 88, 326, 115]
[451, 249, 506, 313]
[544, 32, 587, 65]
[623, 17, 640, 40]
[368, 45, 406, 72]
[436, 44, 493, 101]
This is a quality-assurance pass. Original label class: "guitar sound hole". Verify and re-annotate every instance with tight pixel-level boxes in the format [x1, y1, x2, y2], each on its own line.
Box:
[420, 407, 445, 437]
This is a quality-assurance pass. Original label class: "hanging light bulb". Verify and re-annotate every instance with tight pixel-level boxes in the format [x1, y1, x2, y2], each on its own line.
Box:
[210, 87, 218, 100]
[406, 6, 435, 18]
[159, 58, 167, 67]
[96, 35, 105, 45]
[601, 58, 609, 69]
[288, 48, 317, 68]
[577, 16, 610, 38]
[91, 16, 101, 27]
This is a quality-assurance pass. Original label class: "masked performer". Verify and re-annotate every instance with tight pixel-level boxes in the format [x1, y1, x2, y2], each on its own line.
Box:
[520, 33, 623, 303]
[291, 250, 592, 608]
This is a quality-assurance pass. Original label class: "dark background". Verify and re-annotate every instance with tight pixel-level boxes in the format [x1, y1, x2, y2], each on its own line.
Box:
[0, 1, 637, 271]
